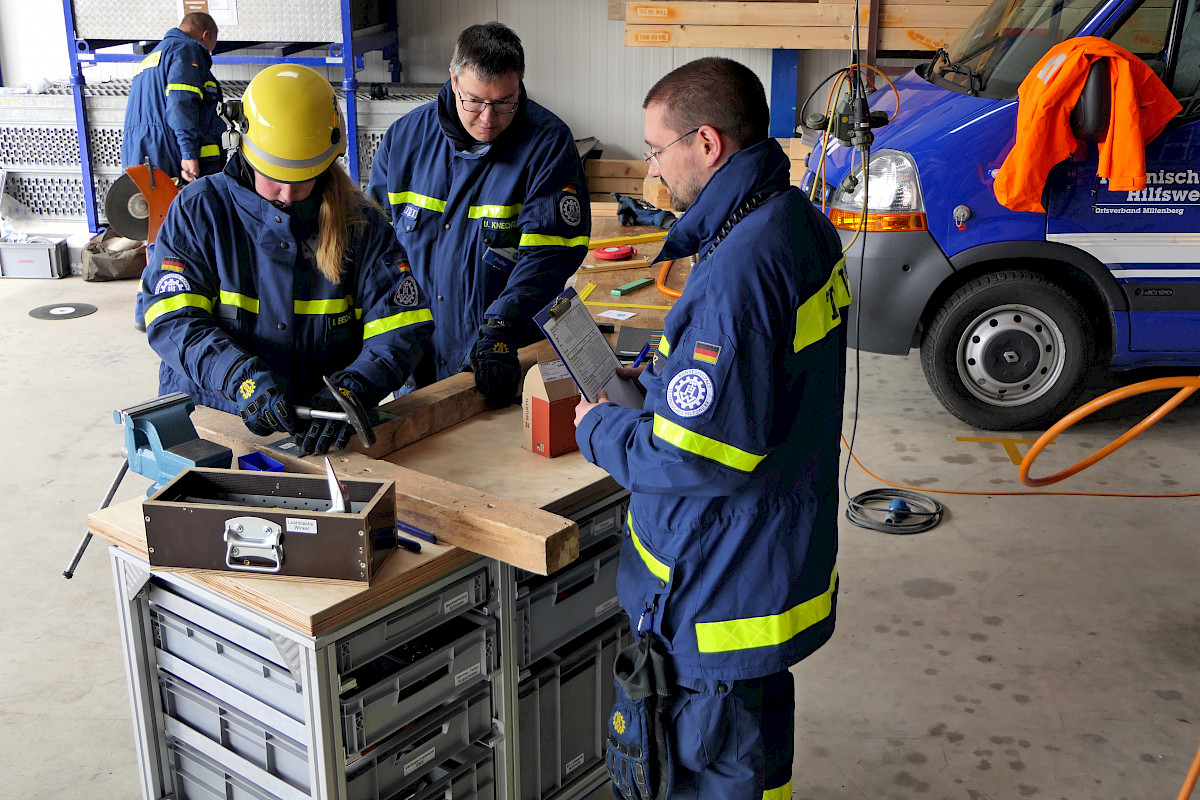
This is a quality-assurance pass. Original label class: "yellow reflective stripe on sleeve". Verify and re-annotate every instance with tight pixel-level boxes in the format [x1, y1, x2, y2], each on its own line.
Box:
[219, 290, 259, 314]
[652, 414, 766, 473]
[363, 308, 434, 340]
[133, 51, 161, 77]
[793, 257, 852, 353]
[200, 144, 220, 158]
[388, 192, 446, 212]
[204, 81, 217, 89]
[468, 203, 522, 219]
[144, 293, 214, 326]
[695, 566, 838, 653]
[166, 83, 203, 96]
[762, 781, 793, 800]
[627, 511, 671, 583]
[294, 297, 352, 315]
[657, 334, 671, 358]
[519, 233, 590, 248]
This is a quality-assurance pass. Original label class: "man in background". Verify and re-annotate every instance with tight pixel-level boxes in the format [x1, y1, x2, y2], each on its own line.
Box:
[123, 12, 223, 331]
[369, 22, 589, 406]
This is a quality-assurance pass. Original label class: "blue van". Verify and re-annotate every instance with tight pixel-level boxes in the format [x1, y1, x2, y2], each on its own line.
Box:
[802, 0, 1200, 430]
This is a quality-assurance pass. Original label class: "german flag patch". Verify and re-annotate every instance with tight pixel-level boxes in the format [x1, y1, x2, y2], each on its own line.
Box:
[161, 257, 185, 273]
[396, 260, 411, 272]
[693, 341, 721, 364]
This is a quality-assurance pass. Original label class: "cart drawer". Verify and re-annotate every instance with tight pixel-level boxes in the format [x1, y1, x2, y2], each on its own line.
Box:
[341, 612, 497, 756]
[151, 604, 304, 721]
[158, 670, 310, 793]
[518, 617, 632, 800]
[346, 682, 493, 800]
[337, 564, 491, 675]
[516, 537, 622, 668]
[405, 744, 496, 800]
[167, 737, 308, 800]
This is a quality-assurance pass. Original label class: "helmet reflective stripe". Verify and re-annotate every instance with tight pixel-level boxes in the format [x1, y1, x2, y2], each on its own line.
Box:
[242, 134, 343, 172]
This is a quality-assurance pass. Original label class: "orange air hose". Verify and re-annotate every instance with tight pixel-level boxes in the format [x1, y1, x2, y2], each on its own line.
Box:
[1179, 738, 1200, 800]
[1019, 376, 1200, 488]
[656, 259, 682, 299]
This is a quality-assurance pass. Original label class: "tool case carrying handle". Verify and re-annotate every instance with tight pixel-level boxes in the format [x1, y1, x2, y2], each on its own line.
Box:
[223, 516, 284, 574]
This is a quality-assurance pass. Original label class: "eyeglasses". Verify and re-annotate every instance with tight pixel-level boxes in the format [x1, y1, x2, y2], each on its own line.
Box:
[456, 91, 519, 115]
[643, 128, 700, 163]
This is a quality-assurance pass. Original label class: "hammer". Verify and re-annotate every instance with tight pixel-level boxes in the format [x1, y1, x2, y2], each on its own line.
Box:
[293, 376, 378, 449]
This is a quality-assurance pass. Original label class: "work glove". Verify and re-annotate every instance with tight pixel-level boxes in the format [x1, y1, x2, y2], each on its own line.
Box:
[298, 372, 371, 456]
[613, 193, 676, 229]
[225, 358, 297, 437]
[469, 319, 522, 408]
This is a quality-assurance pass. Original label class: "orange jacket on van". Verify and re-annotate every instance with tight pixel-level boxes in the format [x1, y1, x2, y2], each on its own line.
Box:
[994, 37, 1181, 212]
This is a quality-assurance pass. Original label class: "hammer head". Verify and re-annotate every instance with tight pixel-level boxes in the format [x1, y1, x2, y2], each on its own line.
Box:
[322, 376, 378, 448]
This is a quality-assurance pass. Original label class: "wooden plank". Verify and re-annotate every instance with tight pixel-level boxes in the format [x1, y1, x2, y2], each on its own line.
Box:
[585, 159, 649, 179]
[643, 176, 672, 209]
[592, 201, 620, 218]
[360, 340, 553, 458]
[587, 176, 647, 195]
[877, 4, 985, 27]
[626, 2, 867, 26]
[610, 0, 626, 20]
[89, 498, 479, 637]
[879, 26, 963, 50]
[191, 405, 579, 575]
[626, 24, 855, 48]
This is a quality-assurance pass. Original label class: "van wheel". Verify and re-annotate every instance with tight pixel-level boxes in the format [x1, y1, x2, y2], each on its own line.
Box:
[920, 270, 1093, 431]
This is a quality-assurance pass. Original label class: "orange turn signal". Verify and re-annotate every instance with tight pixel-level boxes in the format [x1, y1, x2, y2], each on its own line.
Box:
[829, 210, 927, 232]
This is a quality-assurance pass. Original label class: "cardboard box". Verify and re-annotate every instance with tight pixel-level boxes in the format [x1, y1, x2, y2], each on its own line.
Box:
[522, 359, 581, 458]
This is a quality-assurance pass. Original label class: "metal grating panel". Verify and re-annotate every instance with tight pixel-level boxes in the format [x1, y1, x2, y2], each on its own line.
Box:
[7, 173, 117, 221]
[72, 0, 387, 44]
[1, 126, 80, 168]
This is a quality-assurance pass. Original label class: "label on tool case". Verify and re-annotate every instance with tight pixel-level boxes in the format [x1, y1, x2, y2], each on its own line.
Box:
[404, 746, 438, 776]
[566, 753, 586, 774]
[286, 518, 318, 535]
[454, 663, 481, 686]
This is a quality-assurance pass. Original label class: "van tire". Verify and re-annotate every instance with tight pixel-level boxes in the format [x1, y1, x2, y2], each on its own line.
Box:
[920, 270, 1093, 431]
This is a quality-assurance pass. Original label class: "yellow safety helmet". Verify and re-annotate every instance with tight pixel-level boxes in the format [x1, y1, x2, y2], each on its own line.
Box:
[239, 64, 345, 183]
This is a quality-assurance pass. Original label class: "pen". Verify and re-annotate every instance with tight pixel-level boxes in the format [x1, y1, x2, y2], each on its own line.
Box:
[397, 520, 438, 544]
[632, 342, 652, 368]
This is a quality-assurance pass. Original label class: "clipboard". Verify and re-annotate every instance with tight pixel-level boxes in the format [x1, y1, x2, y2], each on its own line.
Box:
[533, 286, 644, 408]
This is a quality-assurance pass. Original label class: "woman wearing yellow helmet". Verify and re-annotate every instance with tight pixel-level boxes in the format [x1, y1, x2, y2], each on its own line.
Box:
[141, 64, 434, 456]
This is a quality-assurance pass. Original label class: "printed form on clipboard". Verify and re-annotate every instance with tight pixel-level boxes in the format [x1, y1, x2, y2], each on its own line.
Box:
[534, 286, 645, 408]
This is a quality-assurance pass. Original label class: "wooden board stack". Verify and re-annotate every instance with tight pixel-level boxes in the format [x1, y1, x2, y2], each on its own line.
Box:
[621, 0, 988, 54]
[585, 158, 649, 204]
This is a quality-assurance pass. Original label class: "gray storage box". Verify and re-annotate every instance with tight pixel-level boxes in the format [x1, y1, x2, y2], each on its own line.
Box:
[0, 236, 68, 278]
[346, 683, 493, 800]
[407, 744, 497, 800]
[518, 618, 633, 800]
[337, 564, 491, 675]
[341, 612, 497, 756]
[158, 671, 310, 793]
[167, 738, 300, 800]
[516, 536, 622, 668]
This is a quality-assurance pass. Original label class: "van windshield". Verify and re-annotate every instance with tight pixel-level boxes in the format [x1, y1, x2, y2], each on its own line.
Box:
[932, 0, 1114, 98]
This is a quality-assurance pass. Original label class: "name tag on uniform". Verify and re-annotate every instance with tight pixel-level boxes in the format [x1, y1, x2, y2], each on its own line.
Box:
[401, 204, 419, 231]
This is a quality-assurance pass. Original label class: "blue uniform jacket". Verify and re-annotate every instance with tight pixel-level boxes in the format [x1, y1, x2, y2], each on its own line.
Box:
[143, 157, 435, 413]
[121, 28, 224, 177]
[576, 139, 850, 681]
[368, 81, 589, 380]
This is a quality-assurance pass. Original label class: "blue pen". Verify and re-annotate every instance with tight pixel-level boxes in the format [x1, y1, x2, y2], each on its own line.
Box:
[396, 520, 438, 544]
[632, 342, 652, 368]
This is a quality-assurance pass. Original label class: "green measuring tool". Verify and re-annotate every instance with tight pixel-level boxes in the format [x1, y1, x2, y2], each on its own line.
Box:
[612, 277, 654, 296]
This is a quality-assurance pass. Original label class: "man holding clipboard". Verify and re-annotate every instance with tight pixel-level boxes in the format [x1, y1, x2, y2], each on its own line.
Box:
[571, 58, 850, 800]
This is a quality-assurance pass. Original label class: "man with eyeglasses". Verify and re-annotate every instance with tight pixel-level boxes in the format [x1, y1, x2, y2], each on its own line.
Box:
[573, 57, 849, 800]
[368, 22, 590, 406]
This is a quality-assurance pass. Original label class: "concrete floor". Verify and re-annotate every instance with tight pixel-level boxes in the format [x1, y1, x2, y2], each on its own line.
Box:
[1, 274, 1197, 800]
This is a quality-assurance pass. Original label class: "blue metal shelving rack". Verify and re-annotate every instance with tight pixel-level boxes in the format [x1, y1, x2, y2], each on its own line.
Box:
[60, 0, 400, 232]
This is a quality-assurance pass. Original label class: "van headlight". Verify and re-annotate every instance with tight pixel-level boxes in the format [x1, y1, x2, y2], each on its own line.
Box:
[829, 150, 927, 231]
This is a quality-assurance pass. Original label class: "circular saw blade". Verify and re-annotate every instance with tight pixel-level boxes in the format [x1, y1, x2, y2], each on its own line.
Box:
[104, 173, 150, 240]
